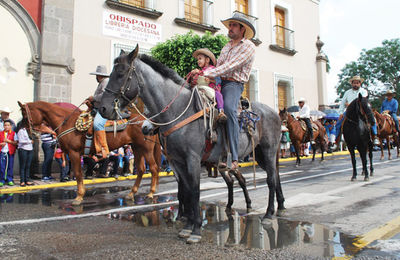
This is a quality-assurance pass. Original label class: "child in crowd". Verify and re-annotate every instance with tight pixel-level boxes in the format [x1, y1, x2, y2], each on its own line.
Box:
[190, 48, 227, 122]
[16, 120, 34, 186]
[0, 120, 17, 186]
[54, 147, 70, 182]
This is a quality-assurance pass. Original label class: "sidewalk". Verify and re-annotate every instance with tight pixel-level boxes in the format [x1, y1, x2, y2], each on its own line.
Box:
[0, 150, 351, 194]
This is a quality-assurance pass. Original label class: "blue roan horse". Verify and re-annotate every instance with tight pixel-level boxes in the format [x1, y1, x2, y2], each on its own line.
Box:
[343, 94, 375, 181]
[99, 46, 285, 243]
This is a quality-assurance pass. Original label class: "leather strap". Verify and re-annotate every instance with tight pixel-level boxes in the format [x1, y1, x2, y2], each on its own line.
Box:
[163, 110, 204, 137]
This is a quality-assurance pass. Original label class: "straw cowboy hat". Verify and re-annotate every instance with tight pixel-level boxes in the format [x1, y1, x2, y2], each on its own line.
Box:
[193, 48, 217, 66]
[348, 75, 364, 84]
[0, 106, 12, 113]
[386, 89, 396, 96]
[297, 97, 306, 103]
[89, 65, 109, 77]
[221, 12, 256, 40]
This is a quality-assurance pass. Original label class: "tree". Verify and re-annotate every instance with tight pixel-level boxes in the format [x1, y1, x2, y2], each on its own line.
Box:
[151, 31, 229, 77]
[336, 39, 400, 108]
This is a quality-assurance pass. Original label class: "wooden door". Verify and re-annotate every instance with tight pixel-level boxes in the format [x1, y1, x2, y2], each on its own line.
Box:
[275, 7, 286, 48]
[185, 0, 202, 24]
[278, 83, 287, 110]
[120, 0, 144, 8]
[235, 0, 248, 14]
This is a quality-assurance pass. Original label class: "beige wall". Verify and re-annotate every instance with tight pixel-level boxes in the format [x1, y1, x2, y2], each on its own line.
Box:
[0, 6, 34, 121]
[72, 0, 321, 111]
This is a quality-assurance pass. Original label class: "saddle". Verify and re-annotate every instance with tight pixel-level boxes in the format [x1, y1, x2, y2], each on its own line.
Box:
[299, 119, 319, 132]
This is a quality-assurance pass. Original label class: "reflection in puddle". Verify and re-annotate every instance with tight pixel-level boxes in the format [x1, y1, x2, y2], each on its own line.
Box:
[111, 203, 358, 258]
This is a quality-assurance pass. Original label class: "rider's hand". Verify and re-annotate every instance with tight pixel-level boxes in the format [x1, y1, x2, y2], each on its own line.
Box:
[191, 69, 200, 75]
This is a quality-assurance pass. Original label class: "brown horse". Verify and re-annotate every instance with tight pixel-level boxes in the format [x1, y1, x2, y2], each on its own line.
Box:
[279, 108, 327, 166]
[18, 101, 161, 205]
[373, 110, 399, 160]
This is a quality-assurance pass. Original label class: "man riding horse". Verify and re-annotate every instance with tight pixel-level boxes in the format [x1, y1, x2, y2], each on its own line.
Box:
[332, 75, 379, 145]
[203, 12, 256, 171]
[297, 97, 314, 143]
[381, 89, 399, 132]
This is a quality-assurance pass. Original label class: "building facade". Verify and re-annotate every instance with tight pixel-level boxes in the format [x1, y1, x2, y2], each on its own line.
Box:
[0, 0, 328, 121]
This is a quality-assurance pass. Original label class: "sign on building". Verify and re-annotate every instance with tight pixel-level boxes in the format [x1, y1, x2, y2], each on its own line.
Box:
[103, 10, 162, 44]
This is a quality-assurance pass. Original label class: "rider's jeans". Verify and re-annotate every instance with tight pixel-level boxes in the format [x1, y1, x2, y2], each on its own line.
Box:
[391, 112, 400, 132]
[94, 112, 108, 131]
[221, 80, 244, 162]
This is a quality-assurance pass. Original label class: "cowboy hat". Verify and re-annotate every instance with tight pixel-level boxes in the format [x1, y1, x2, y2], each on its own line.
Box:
[89, 65, 109, 77]
[193, 48, 216, 66]
[348, 75, 364, 84]
[221, 12, 256, 40]
[386, 90, 396, 96]
[297, 97, 306, 103]
[0, 106, 12, 113]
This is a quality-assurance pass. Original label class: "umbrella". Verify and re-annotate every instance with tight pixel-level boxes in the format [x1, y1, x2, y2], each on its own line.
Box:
[322, 109, 340, 120]
[286, 105, 299, 112]
[310, 110, 326, 117]
[54, 102, 80, 111]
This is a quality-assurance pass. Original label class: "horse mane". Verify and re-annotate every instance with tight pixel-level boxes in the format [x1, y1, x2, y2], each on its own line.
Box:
[347, 96, 374, 124]
[139, 54, 185, 85]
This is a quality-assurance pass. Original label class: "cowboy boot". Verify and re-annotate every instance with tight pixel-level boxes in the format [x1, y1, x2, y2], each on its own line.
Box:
[95, 130, 109, 159]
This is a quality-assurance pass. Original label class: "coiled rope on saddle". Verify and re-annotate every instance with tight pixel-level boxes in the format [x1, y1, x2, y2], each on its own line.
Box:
[75, 111, 93, 132]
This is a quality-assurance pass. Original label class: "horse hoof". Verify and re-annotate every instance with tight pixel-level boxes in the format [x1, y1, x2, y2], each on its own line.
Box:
[246, 207, 253, 213]
[351, 177, 356, 181]
[277, 209, 286, 217]
[225, 207, 234, 216]
[364, 177, 370, 181]
[178, 229, 192, 239]
[72, 199, 82, 206]
[261, 217, 274, 227]
[125, 193, 134, 200]
[262, 213, 275, 220]
[186, 234, 202, 244]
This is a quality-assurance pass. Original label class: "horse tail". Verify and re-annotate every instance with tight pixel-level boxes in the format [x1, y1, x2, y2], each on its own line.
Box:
[276, 146, 280, 176]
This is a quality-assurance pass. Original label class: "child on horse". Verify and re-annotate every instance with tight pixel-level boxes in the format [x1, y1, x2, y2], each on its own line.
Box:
[189, 48, 227, 122]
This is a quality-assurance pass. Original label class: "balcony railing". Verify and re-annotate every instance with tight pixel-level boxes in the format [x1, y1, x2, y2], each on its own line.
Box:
[175, 0, 219, 33]
[270, 25, 296, 55]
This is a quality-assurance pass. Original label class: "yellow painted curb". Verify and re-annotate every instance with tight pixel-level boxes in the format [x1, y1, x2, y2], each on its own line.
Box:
[0, 150, 351, 194]
[333, 215, 400, 259]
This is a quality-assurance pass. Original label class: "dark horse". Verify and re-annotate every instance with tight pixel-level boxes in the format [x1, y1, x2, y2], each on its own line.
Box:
[279, 108, 327, 166]
[18, 101, 161, 205]
[342, 94, 375, 181]
[99, 46, 285, 243]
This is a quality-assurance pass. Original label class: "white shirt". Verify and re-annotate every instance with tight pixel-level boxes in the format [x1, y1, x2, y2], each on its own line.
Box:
[339, 88, 368, 114]
[298, 104, 310, 118]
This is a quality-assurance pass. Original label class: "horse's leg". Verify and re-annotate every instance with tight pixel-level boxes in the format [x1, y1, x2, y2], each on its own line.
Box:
[311, 142, 316, 162]
[294, 141, 301, 166]
[125, 153, 145, 200]
[143, 150, 160, 198]
[348, 147, 358, 181]
[320, 134, 325, 162]
[254, 146, 281, 219]
[230, 169, 252, 212]
[368, 140, 374, 176]
[359, 146, 369, 181]
[387, 137, 392, 160]
[220, 170, 234, 213]
[380, 138, 384, 160]
[70, 151, 85, 205]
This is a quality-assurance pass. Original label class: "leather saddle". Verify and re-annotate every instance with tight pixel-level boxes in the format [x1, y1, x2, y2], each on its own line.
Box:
[299, 119, 319, 132]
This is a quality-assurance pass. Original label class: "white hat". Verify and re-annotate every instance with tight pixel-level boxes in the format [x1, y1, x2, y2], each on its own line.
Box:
[297, 97, 306, 103]
[0, 106, 12, 113]
[89, 65, 109, 77]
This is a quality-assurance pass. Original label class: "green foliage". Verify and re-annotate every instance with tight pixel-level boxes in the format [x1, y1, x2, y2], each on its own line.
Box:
[151, 31, 229, 77]
[336, 39, 400, 109]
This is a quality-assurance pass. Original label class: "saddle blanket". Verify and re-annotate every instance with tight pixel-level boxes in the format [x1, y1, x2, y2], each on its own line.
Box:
[299, 120, 318, 132]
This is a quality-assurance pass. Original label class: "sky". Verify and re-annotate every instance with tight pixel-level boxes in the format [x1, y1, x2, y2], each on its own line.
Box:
[319, 0, 400, 103]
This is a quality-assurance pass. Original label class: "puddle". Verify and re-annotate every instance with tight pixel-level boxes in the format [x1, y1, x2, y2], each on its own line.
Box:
[109, 203, 359, 258]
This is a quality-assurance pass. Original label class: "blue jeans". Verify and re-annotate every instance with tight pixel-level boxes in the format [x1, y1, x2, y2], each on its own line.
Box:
[221, 80, 244, 161]
[94, 112, 108, 131]
[0, 152, 14, 183]
[42, 142, 55, 178]
[336, 112, 377, 136]
[18, 149, 33, 183]
[55, 157, 70, 179]
[391, 112, 400, 132]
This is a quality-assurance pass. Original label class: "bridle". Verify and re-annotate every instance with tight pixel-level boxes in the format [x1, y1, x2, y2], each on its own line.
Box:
[345, 99, 371, 126]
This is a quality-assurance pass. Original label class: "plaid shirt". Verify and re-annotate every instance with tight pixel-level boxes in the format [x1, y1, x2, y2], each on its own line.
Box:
[203, 38, 255, 83]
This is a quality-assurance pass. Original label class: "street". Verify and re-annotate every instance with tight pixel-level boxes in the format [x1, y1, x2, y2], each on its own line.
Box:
[1, 151, 400, 259]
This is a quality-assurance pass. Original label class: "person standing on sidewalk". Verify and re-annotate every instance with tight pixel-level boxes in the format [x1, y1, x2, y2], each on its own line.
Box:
[0, 120, 17, 186]
[203, 12, 256, 170]
[41, 132, 56, 181]
[16, 121, 34, 186]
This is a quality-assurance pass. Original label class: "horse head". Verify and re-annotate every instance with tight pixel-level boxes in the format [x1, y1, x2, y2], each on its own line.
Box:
[279, 108, 288, 121]
[142, 119, 159, 136]
[100, 45, 140, 120]
[357, 93, 375, 125]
